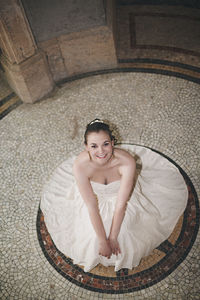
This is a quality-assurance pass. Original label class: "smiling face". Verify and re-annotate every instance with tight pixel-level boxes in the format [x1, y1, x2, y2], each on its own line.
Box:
[85, 130, 114, 165]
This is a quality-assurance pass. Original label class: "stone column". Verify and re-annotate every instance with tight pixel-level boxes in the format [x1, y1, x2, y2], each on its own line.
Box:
[0, 0, 54, 103]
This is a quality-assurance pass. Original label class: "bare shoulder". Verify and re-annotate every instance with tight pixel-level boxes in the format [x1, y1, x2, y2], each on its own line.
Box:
[114, 148, 136, 167]
[114, 148, 136, 180]
[73, 151, 89, 175]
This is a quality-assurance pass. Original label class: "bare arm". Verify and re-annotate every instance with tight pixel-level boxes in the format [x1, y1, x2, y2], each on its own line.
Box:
[73, 159, 112, 258]
[109, 156, 136, 255]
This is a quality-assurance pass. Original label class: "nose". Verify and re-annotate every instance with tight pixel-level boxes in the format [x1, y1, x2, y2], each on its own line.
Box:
[99, 146, 103, 153]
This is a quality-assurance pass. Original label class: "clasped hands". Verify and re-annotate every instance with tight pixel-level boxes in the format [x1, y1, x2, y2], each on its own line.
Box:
[99, 237, 121, 259]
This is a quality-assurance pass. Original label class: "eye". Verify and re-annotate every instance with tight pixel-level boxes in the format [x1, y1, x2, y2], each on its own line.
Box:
[104, 142, 110, 146]
[91, 145, 97, 148]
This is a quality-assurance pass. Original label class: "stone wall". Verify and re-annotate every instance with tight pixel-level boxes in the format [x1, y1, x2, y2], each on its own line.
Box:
[25, 0, 118, 82]
[0, 0, 117, 103]
[21, 0, 107, 42]
[0, 0, 54, 103]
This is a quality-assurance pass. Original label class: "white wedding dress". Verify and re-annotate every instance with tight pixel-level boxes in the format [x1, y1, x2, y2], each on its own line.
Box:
[40, 144, 188, 272]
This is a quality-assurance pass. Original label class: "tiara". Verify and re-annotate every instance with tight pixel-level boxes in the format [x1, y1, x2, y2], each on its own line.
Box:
[89, 119, 104, 125]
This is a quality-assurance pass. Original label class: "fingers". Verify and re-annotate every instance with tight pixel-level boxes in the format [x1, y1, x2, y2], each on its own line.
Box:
[111, 246, 121, 256]
[98, 241, 121, 258]
[112, 249, 119, 255]
[117, 246, 121, 254]
[99, 253, 111, 259]
[99, 250, 111, 258]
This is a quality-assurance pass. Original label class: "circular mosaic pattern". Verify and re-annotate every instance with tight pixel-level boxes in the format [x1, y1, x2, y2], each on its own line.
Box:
[37, 146, 199, 294]
[37, 150, 199, 294]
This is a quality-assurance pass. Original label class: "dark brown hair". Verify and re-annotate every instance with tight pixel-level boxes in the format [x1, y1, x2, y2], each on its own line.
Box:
[84, 118, 116, 145]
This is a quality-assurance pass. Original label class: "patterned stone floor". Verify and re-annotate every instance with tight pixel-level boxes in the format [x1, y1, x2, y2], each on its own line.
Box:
[0, 69, 200, 299]
[1, 3, 200, 299]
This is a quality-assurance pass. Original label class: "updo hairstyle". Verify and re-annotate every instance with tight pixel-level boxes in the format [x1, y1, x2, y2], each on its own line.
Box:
[84, 118, 116, 145]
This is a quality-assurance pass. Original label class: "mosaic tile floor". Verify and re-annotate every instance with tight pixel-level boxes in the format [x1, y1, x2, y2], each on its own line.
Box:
[0, 70, 199, 299]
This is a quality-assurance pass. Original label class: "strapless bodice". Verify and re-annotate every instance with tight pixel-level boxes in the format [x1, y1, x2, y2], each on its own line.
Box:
[90, 180, 120, 199]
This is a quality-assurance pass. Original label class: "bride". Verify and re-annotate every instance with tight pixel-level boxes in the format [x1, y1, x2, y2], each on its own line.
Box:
[41, 119, 188, 272]
[73, 118, 136, 259]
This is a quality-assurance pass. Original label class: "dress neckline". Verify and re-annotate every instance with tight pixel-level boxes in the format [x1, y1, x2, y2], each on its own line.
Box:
[90, 180, 120, 186]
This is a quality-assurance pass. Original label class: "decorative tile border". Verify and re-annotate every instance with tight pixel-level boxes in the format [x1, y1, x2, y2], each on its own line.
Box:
[117, 0, 200, 10]
[0, 93, 22, 120]
[57, 58, 200, 86]
[118, 58, 200, 73]
[1, 58, 200, 120]
[37, 147, 199, 294]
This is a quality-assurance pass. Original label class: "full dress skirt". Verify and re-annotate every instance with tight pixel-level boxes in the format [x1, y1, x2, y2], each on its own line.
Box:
[40, 144, 188, 272]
